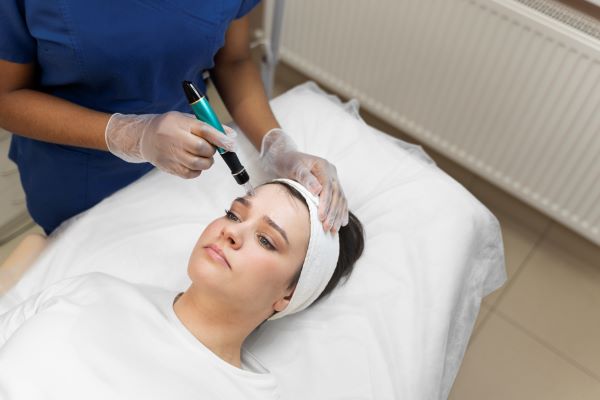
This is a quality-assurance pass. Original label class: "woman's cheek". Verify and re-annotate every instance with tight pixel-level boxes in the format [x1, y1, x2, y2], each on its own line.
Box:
[188, 222, 219, 265]
[254, 253, 287, 282]
[196, 220, 222, 245]
[204, 220, 222, 235]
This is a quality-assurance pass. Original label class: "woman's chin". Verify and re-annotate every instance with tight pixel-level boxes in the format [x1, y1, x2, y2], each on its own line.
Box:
[188, 257, 228, 284]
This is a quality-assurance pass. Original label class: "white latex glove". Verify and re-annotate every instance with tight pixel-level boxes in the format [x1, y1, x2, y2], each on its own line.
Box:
[259, 128, 349, 233]
[105, 111, 237, 179]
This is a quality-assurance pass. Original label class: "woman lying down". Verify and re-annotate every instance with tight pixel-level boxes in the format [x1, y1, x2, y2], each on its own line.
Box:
[0, 178, 364, 399]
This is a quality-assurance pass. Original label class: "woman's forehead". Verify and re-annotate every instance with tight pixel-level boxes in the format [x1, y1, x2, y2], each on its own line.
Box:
[240, 184, 309, 231]
[253, 184, 304, 212]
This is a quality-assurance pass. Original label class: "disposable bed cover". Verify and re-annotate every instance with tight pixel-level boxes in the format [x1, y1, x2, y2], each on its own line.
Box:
[0, 82, 506, 399]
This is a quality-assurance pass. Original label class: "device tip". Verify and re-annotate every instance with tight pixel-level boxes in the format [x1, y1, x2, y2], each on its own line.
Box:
[182, 80, 202, 103]
[244, 182, 256, 197]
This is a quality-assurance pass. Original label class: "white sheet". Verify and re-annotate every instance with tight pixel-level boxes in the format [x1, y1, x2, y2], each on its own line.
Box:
[0, 82, 506, 399]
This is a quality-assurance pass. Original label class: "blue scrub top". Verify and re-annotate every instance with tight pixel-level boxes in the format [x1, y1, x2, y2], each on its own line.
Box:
[0, 0, 260, 234]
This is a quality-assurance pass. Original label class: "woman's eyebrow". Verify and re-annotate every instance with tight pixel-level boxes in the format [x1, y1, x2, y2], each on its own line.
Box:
[264, 216, 289, 245]
[233, 196, 252, 208]
[233, 197, 289, 245]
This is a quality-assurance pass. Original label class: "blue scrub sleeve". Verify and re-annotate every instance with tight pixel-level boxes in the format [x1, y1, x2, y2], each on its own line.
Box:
[0, 0, 36, 63]
[235, 0, 261, 19]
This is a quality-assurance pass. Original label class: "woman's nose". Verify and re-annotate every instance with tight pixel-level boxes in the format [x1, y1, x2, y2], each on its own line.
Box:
[221, 223, 243, 249]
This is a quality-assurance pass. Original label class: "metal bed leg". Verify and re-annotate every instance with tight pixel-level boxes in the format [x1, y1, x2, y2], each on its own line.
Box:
[261, 0, 286, 99]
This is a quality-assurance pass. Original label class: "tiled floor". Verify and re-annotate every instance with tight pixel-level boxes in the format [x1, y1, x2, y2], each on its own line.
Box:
[449, 176, 600, 399]
[1, 64, 599, 399]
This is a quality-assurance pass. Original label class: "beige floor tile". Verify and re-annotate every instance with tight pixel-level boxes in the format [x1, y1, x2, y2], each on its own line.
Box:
[464, 177, 551, 307]
[449, 313, 600, 400]
[496, 235, 600, 379]
[430, 152, 476, 188]
[463, 303, 493, 352]
[472, 302, 492, 337]
[468, 177, 552, 234]
[545, 222, 600, 269]
[482, 207, 546, 307]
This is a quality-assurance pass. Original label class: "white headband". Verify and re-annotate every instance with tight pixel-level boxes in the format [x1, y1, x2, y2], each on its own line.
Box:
[267, 178, 340, 321]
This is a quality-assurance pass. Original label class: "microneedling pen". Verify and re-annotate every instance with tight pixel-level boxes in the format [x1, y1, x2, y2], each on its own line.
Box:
[182, 81, 255, 196]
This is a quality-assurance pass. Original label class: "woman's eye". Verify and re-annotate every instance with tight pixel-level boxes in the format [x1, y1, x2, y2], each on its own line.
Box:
[224, 209, 239, 222]
[224, 209, 276, 251]
[258, 234, 276, 250]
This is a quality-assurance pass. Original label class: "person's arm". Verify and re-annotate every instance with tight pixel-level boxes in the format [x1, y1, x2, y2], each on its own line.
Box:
[210, 15, 279, 151]
[0, 60, 110, 150]
[0, 60, 235, 178]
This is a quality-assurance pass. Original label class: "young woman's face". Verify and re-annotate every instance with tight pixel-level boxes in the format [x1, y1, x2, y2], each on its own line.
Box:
[188, 183, 310, 319]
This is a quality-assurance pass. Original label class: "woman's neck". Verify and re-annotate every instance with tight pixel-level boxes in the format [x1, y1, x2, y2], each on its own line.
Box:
[172, 289, 256, 368]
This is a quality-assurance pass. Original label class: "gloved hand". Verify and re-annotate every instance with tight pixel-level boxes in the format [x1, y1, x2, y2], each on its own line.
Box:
[105, 111, 237, 179]
[259, 128, 349, 233]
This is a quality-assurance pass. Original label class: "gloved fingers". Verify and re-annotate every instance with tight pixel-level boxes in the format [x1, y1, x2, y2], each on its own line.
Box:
[223, 125, 238, 139]
[324, 179, 341, 230]
[296, 166, 323, 196]
[324, 177, 347, 233]
[189, 121, 237, 152]
[318, 180, 334, 225]
[181, 168, 203, 179]
[334, 210, 346, 233]
[330, 205, 343, 234]
[340, 201, 350, 227]
[158, 160, 203, 179]
[302, 168, 334, 232]
[325, 185, 346, 233]
[180, 131, 218, 159]
[308, 159, 349, 233]
[181, 113, 237, 139]
[176, 168, 203, 180]
[180, 151, 215, 172]
[308, 160, 335, 223]
[331, 190, 349, 233]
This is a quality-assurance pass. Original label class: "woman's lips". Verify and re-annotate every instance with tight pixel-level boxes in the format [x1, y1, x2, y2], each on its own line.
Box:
[204, 245, 231, 269]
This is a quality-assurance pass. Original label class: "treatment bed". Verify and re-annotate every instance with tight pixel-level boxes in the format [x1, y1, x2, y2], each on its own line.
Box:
[0, 82, 506, 399]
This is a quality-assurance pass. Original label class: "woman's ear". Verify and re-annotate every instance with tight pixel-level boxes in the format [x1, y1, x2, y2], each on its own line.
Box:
[272, 287, 295, 312]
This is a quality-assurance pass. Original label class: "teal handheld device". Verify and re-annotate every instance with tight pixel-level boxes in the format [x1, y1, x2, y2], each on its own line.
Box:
[182, 81, 255, 196]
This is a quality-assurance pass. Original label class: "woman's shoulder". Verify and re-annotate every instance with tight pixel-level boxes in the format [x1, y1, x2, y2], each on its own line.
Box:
[55, 272, 127, 290]
[40, 273, 175, 313]
[41, 273, 140, 303]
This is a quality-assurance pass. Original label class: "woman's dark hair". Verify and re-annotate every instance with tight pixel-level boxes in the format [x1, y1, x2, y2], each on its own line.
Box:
[270, 181, 365, 306]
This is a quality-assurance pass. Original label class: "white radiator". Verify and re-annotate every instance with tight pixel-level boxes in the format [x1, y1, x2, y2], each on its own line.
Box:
[277, 0, 600, 246]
